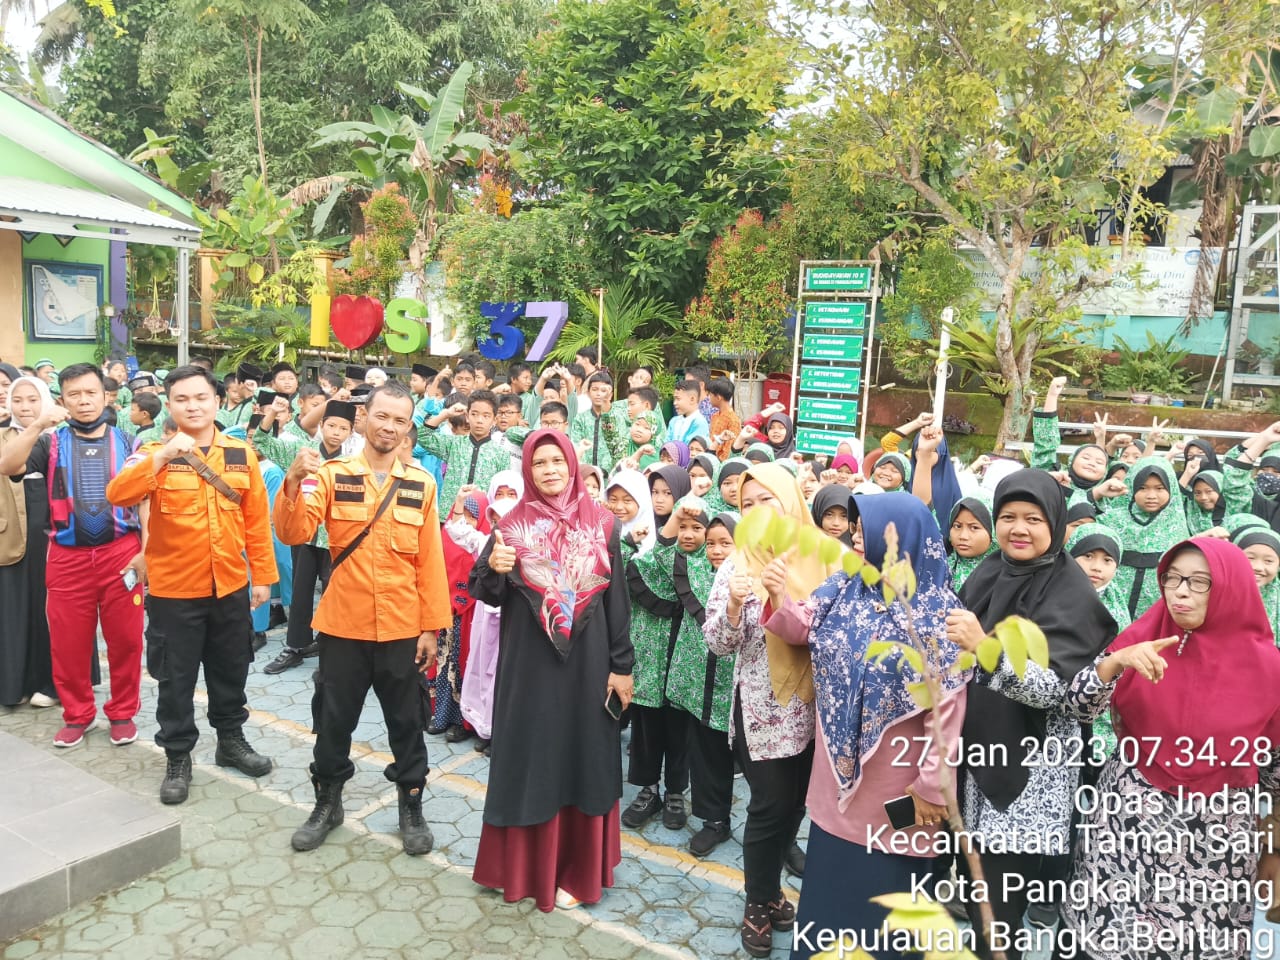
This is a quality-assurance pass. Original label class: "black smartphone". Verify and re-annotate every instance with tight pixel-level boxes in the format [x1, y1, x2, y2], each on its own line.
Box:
[257, 389, 277, 406]
[884, 794, 917, 831]
[247, 413, 264, 432]
[604, 689, 624, 721]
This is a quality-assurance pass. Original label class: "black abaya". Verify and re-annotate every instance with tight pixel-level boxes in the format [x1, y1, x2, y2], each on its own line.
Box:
[470, 522, 634, 826]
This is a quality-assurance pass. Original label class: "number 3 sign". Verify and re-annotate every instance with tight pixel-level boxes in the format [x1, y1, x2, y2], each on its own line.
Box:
[477, 301, 570, 363]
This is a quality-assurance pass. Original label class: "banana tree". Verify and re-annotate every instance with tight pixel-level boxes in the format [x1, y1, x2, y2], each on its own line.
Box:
[294, 61, 492, 261]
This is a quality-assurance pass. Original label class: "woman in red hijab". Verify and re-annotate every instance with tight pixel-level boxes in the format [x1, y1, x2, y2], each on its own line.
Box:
[469, 430, 634, 912]
[1061, 537, 1280, 960]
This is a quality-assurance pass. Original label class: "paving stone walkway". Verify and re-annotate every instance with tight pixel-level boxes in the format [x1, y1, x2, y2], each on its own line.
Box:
[0, 625, 802, 960]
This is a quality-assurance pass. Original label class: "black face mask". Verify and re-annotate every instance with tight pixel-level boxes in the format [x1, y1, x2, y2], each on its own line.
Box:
[68, 411, 111, 434]
[1257, 472, 1280, 498]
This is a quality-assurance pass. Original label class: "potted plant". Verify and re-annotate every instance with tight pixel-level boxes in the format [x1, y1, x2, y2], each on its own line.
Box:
[1237, 339, 1264, 374]
[1075, 345, 1107, 400]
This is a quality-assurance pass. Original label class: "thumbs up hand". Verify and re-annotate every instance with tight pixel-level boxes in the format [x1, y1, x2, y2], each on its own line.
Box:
[489, 528, 517, 574]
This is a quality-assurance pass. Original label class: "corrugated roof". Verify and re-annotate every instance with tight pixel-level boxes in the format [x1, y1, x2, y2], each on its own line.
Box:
[0, 176, 201, 248]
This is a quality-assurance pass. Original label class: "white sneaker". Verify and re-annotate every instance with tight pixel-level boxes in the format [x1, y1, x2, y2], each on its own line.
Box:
[29, 692, 57, 708]
[555, 889, 582, 909]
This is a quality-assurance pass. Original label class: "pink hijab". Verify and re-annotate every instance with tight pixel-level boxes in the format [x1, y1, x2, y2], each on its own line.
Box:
[497, 430, 615, 655]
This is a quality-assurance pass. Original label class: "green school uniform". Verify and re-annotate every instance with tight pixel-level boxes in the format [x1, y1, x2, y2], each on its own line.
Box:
[1097, 457, 1189, 621]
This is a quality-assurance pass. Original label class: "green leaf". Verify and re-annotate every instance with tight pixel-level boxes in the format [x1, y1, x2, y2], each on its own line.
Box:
[246, 263, 265, 284]
[1249, 125, 1280, 159]
[865, 641, 898, 665]
[1194, 87, 1243, 129]
[796, 525, 822, 558]
[976, 636, 1002, 673]
[420, 60, 474, 159]
[906, 681, 932, 708]
[370, 104, 398, 133]
[842, 551, 864, 576]
[859, 564, 880, 587]
[735, 506, 774, 551]
[223, 252, 251, 268]
[957, 651, 976, 671]
[351, 150, 378, 180]
[996, 616, 1048, 670]
[395, 80, 437, 113]
[995, 617, 1028, 677]
[818, 536, 843, 566]
[766, 514, 798, 553]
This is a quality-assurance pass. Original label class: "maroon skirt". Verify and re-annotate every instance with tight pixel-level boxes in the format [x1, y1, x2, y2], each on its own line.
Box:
[473, 802, 621, 913]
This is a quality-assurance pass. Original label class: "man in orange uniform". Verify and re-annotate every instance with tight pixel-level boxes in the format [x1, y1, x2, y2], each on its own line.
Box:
[273, 380, 451, 855]
[107, 365, 278, 805]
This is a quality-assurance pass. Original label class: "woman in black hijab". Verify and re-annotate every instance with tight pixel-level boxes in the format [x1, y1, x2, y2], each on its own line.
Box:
[944, 470, 1117, 960]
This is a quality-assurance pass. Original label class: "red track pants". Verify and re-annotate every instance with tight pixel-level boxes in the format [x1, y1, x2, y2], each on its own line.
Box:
[46, 533, 144, 726]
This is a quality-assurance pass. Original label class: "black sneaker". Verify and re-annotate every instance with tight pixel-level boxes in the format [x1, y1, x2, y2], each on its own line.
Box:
[662, 792, 688, 830]
[301, 640, 320, 658]
[263, 647, 305, 675]
[474, 738, 491, 753]
[784, 842, 806, 878]
[688, 820, 731, 857]
[252, 632, 267, 652]
[621, 786, 663, 828]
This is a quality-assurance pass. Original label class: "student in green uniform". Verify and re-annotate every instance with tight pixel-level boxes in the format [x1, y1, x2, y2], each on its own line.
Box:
[666, 503, 740, 856]
[1096, 457, 1190, 619]
[947, 494, 996, 591]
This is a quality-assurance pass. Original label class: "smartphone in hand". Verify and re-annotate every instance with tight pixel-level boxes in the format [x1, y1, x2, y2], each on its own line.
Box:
[605, 688, 624, 721]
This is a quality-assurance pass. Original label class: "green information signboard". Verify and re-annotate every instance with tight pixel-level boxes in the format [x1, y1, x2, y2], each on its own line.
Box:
[793, 261, 878, 457]
[798, 397, 860, 426]
[795, 427, 862, 456]
[804, 266, 872, 293]
[799, 366, 861, 393]
[802, 334, 864, 362]
[803, 301, 866, 329]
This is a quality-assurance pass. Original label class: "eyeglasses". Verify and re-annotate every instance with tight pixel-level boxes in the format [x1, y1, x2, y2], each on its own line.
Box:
[1159, 572, 1213, 594]
[541, 419, 566, 428]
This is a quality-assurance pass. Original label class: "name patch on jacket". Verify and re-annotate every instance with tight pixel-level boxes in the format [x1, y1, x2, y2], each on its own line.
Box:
[223, 446, 249, 471]
[166, 462, 194, 473]
[396, 480, 426, 507]
[334, 476, 365, 502]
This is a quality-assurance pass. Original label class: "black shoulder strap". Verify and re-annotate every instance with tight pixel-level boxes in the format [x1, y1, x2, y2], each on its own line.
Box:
[176, 452, 242, 505]
[331, 477, 403, 572]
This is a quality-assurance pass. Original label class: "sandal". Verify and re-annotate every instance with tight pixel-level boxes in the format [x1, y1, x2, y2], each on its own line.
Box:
[740, 901, 773, 958]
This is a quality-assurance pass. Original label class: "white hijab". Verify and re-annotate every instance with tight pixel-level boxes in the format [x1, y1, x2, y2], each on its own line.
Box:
[605, 468, 656, 555]
[487, 469, 524, 502]
[6, 376, 57, 429]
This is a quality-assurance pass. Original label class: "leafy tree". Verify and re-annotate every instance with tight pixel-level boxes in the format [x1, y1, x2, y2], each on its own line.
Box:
[684, 208, 796, 381]
[519, 0, 784, 304]
[298, 63, 492, 260]
[697, 0, 1187, 449]
[436, 205, 608, 340]
[43, 0, 548, 193]
[173, 0, 316, 188]
[1126, 3, 1280, 327]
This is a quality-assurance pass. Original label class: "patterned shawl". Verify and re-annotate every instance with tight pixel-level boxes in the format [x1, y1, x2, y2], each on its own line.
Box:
[497, 430, 615, 657]
[809, 492, 967, 810]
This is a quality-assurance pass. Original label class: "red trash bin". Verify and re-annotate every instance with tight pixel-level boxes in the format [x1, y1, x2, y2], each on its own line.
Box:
[761, 373, 794, 415]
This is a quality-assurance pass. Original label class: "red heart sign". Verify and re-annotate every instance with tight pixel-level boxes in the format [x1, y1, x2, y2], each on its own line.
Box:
[329, 294, 385, 350]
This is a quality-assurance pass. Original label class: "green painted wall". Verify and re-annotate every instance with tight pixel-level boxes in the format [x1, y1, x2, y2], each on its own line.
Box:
[0, 138, 97, 191]
[19, 233, 113, 370]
